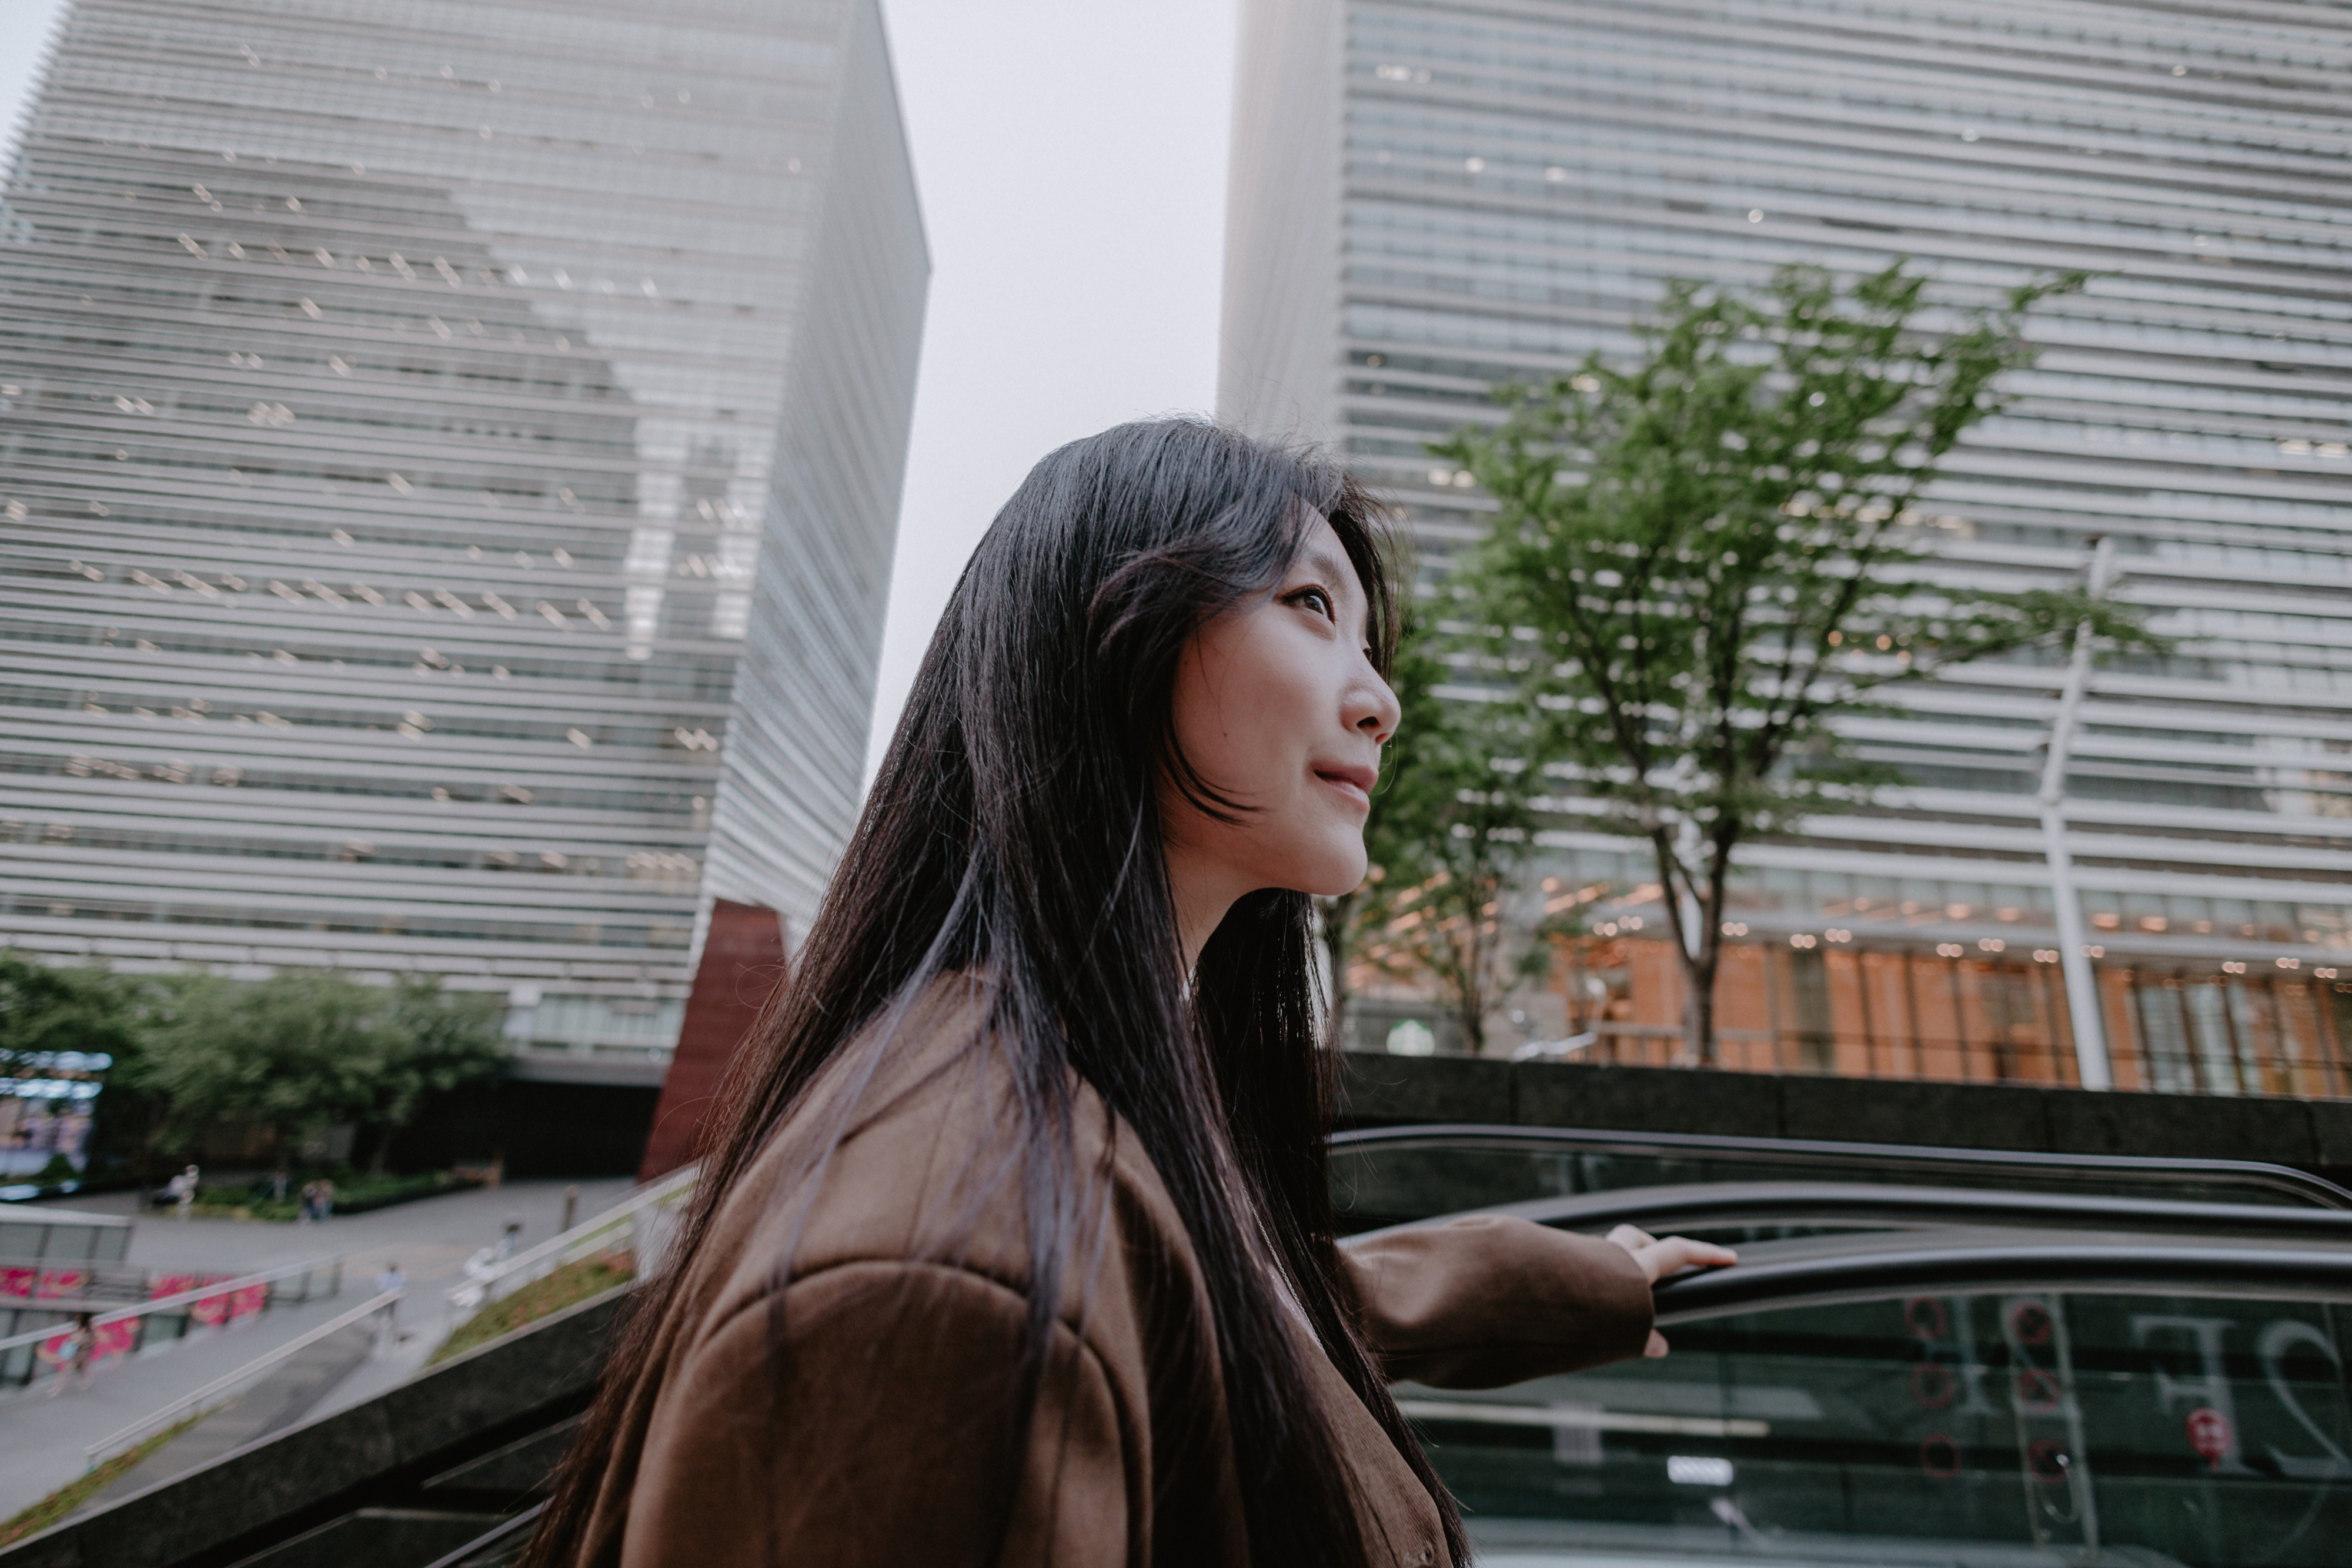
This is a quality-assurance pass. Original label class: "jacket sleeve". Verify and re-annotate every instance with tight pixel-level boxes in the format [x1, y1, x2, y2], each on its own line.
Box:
[1338, 1213, 1654, 1389]
[620, 1259, 1131, 1568]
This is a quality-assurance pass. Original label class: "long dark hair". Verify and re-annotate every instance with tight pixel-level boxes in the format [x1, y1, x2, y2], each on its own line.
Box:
[528, 419, 1466, 1567]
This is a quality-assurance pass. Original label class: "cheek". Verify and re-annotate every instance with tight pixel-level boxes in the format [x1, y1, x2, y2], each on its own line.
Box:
[1166, 612, 1366, 893]
[1171, 619, 1311, 800]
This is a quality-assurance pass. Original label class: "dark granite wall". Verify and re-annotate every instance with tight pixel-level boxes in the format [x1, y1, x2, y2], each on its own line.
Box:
[388, 1079, 660, 1179]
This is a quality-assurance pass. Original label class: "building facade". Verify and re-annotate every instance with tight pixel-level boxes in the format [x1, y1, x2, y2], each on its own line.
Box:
[0, 0, 926, 1062]
[1223, 0, 2352, 1091]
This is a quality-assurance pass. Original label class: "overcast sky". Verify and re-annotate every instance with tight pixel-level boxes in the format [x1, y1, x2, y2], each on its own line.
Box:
[864, 1, 1239, 777]
[0, 1, 67, 155]
[0, 0, 1241, 785]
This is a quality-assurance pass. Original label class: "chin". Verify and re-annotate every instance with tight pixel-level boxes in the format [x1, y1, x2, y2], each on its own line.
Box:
[1288, 844, 1369, 900]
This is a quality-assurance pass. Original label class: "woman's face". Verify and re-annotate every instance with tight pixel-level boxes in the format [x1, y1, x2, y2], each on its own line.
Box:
[1161, 514, 1401, 942]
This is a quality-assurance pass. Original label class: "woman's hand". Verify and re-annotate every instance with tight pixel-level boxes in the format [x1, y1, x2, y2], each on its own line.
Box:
[1606, 1223, 1737, 1359]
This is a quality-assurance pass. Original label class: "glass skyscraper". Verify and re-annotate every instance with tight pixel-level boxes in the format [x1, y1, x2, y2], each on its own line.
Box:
[1223, 0, 2350, 1089]
[0, 0, 926, 1062]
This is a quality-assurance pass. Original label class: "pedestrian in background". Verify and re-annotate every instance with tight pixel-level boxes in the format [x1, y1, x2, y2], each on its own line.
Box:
[38, 1313, 97, 1397]
[166, 1164, 199, 1222]
[373, 1260, 407, 1346]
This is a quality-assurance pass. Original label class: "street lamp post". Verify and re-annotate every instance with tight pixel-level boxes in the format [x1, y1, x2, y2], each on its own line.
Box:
[2039, 537, 2118, 1091]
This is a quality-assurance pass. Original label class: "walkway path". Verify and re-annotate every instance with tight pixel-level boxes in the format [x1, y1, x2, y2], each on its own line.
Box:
[0, 1176, 634, 1522]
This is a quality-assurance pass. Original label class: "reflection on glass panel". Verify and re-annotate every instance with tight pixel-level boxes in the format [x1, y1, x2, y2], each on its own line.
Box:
[1415, 1291, 2352, 1566]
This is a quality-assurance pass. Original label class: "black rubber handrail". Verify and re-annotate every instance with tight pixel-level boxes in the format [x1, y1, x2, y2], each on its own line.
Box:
[1648, 1232, 2352, 1325]
[1422, 1180, 2352, 1244]
[1329, 1122, 2352, 1209]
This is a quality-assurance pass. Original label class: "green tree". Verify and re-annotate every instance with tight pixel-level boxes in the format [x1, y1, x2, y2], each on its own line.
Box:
[1435, 261, 2158, 1064]
[365, 978, 505, 1173]
[0, 952, 141, 1063]
[1323, 612, 1558, 1056]
[131, 970, 383, 1175]
[0, 952, 152, 1172]
[128, 969, 501, 1176]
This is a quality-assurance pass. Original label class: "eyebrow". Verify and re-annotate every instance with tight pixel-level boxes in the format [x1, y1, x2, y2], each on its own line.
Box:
[1297, 548, 1354, 593]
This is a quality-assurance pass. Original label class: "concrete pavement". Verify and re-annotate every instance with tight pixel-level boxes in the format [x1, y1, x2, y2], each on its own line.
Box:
[1, 1175, 636, 1523]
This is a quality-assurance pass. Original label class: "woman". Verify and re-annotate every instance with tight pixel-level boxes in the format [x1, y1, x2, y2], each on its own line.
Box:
[529, 421, 1732, 1567]
[40, 1312, 98, 1397]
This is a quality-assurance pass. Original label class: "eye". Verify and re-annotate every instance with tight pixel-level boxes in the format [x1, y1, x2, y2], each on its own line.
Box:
[1286, 585, 1335, 621]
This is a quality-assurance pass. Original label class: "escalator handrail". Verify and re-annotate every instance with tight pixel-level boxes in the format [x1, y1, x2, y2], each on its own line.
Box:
[1648, 1233, 2352, 1325]
[423, 1502, 545, 1568]
[1329, 1122, 2352, 1209]
[1377, 1179, 2352, 1244]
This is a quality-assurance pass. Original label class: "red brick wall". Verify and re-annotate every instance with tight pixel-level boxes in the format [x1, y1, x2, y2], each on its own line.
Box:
[637, 900, 788, 1181]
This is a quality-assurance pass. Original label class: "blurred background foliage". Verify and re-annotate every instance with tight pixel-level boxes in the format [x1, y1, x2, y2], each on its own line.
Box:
[1, 952, 503, 1183]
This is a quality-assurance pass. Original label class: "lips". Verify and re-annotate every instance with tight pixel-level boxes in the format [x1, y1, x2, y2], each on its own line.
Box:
[1314, 763, 1377, 805]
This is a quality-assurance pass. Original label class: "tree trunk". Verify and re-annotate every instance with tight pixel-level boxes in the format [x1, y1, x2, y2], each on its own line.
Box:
[1650, 828, 1717, 1065]
[1445, 880, 1498, 1057]
[1683, 949, 1718, 1067]
[1676, 828, 1737, 1066]
[1453, 950, 1485, 1057]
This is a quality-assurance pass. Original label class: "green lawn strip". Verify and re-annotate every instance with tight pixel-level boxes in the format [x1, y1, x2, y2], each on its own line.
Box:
[186, 1170, 466, 1222]
[429, 1253, 634, 1367]
[0, 1411, 203, 1546]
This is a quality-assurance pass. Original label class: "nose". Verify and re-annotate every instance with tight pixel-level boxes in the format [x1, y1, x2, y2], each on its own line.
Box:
[1351, 661, 1401, 748]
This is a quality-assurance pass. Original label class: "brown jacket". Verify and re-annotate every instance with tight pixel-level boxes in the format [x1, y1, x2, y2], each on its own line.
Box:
[575, 988, 1652, 1567]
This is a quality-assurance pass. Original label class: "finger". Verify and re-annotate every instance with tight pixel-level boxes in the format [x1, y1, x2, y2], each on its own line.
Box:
[1648, 1236, 1738, 1268]
[1606, 1223, 1658, 1253]
[1644, 1329, 1669, 1358]
[1637, 1236, 1739, 1283]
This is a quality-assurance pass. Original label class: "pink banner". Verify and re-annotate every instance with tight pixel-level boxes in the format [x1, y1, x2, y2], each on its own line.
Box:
[36, 1268, 89, 1299]
[186, 1273, 240, 1326]
[0, 1267, 33, 1300]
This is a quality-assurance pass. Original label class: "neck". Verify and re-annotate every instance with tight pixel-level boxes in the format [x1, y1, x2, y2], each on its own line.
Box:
[1166, 846, 1244, 974]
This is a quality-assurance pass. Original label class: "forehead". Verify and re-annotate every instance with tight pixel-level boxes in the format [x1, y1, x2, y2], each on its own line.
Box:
[1291, 513, 1362, 599]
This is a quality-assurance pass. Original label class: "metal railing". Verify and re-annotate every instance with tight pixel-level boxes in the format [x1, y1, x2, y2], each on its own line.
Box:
[1, 1256, 159, 1304]
[0, 1254, 342, 1396]
[82, 1288, 400, 1472]
[1649, 1229, 2352, 1325]
[1328, 1123, 2352, 1209]
[2, 1256, 169, 1344]
[448, 1165, 695, 1314]
[1354, 1179, 2352, 1246]
[0, 1205, 134, 1265]
[423, 1502, 546, 1568]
